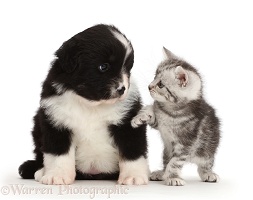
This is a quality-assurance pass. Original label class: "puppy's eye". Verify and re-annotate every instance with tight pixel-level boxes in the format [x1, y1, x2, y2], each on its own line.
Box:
[157, 81, 164, 88]
[98, 63, 110, 72]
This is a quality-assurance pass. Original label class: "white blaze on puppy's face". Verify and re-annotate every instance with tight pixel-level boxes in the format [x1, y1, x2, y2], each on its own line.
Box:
[110, 30, 133, 65]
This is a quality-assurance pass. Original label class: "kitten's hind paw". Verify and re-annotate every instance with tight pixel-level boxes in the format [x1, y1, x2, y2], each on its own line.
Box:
[200, 172, 220, 183]
[164, 177, 186, 186]
[150, 170, 164, 181]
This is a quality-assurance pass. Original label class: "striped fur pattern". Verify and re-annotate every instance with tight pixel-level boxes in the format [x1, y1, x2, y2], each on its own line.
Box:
[131, 47, 220, 186]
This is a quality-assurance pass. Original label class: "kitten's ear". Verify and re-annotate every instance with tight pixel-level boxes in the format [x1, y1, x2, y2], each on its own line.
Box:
[175, 66, 188, 87]
[163, 47, 178, 60]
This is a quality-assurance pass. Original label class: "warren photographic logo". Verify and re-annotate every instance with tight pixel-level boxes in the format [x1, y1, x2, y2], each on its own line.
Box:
[1, 184, 129, 199]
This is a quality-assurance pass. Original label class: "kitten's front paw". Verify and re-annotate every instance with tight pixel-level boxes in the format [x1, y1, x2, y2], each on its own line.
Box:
[131, 113, 152, 128]
[164, 177, 186, 186]
[200, 172, 220, 182]
[150, 170, 164, 181]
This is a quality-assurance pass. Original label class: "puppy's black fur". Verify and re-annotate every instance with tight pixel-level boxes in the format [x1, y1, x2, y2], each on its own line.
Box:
[19, 24, 147, 180]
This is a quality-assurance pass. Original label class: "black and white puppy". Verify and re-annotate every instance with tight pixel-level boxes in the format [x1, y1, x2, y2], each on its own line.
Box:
[19, 24, 149, 185]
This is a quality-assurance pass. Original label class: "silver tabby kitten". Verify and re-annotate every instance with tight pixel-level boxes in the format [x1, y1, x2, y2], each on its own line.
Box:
[131, 47, 220, 186]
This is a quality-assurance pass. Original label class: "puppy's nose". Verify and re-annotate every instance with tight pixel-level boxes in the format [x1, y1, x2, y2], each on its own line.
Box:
[117, 86, 126, 95]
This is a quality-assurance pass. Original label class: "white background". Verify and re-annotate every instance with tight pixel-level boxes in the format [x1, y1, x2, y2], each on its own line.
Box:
[0, 0, 252, 199]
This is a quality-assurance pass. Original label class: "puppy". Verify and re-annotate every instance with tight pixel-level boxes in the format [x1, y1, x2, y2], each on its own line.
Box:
[19, 24, 149, 185]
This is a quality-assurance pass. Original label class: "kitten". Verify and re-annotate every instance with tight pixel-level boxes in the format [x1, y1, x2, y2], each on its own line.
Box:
[131, 47, 220, 186]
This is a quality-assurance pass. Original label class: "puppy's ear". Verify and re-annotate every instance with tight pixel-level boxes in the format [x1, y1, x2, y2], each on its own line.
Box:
[55, 39, 79, 73]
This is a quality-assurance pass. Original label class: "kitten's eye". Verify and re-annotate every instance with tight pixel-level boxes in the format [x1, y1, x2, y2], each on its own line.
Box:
[157, 81, 164, 88]
[98, 63, 110, 72]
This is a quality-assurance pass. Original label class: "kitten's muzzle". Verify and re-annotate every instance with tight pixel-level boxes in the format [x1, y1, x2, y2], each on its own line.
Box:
[148, 85, 154, 90]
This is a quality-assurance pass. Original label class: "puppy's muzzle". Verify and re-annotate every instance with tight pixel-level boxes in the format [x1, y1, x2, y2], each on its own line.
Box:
[117, 86, 126, 96]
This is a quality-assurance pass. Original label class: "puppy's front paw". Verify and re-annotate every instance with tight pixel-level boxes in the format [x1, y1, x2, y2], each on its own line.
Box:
[40, 174, 75, 185]
[35, 168, 44, 182]
[118, 174, 148, 185]
[37, 168, 75, 185]
[118, 156, 149, 185]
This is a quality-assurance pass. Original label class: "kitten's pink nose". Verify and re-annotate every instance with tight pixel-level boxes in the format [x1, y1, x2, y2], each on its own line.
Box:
[148, 85, 154, 90]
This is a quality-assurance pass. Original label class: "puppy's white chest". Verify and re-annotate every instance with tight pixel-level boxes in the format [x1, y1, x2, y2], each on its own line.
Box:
[41, 91, 122, 174]
[73, 111, 120, 174]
